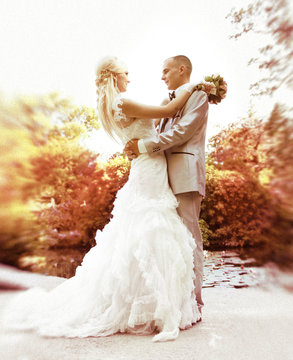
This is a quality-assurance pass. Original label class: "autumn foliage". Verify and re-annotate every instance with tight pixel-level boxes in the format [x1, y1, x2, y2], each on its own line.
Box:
[33, 146, 130, 249]
[0, 94, 130, 273]
[0, 90, 292, 274]
[201, 106, 293, 266]
[201, 166, 274, 248]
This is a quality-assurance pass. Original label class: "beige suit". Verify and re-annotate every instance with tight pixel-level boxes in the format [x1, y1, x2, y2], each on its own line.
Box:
[143, 90, 209, 310]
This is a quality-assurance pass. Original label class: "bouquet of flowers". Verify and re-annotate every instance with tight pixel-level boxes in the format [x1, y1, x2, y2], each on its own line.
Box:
[195, 75, 227, 104]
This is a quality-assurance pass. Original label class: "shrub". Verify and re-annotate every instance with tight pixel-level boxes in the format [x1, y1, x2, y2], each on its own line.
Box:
[0, 93, 130, 270]
[33, 147, 130, 249]
[201, 164, 275, 248]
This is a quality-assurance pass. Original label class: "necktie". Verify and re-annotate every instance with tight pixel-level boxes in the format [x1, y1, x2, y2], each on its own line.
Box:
[169, 91, 176, 101]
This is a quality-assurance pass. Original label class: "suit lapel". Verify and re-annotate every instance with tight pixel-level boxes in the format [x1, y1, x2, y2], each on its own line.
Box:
[159, 118, 169, 133]
[169, 108, 182, 128]
[159, 100, 185, 133]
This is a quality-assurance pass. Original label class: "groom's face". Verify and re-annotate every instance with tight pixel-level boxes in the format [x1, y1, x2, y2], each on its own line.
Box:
[161, 59, 181, 90]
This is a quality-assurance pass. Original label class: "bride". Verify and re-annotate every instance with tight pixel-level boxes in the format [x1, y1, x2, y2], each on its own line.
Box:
[3, 56, 201, 342]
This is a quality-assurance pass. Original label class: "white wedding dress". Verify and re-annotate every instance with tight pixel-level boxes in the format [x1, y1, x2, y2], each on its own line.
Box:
[2, 96, 201, 342]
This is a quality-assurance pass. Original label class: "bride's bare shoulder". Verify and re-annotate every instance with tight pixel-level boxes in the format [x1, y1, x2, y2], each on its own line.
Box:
[113, 97, 137, 125]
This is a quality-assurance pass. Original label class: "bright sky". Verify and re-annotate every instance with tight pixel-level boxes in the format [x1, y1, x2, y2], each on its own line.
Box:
[0, 0, 275, 154]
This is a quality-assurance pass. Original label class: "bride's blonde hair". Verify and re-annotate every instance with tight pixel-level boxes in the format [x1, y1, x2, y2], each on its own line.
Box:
[95, 56, 127, 141]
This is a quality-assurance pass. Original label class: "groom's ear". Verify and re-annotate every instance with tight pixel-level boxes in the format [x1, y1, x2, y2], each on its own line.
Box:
[179, 65, 186, 75]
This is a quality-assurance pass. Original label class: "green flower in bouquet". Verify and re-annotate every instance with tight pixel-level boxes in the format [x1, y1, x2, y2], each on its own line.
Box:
[195, 75, 227, 104]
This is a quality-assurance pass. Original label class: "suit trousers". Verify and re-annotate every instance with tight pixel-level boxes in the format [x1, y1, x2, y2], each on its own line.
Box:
[175, 191, 204, 310]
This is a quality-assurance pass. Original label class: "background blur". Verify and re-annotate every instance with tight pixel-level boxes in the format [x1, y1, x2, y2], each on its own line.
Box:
[0, 0, 292, 277]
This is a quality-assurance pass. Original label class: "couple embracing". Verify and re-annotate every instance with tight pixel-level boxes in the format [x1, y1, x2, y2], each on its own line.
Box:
[4, 55, 212, 342]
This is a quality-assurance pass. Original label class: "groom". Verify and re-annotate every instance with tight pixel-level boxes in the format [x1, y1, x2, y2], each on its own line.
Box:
[124, 55, 209, 318]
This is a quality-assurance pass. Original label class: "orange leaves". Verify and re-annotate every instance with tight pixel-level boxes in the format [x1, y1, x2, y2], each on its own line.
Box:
[0, 92, 128, 269]
[203, 108, 293, 267]
[204, 124, 274, 248]
[33, 149, 131, 249]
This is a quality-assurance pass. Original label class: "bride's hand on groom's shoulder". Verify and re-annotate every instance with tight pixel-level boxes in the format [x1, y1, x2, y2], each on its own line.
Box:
[175, 83, 198, 96]
[124, 139, 140, 160]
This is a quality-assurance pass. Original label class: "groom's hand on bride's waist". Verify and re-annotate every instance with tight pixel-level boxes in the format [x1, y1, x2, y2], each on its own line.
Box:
[124, 139, 140, 160]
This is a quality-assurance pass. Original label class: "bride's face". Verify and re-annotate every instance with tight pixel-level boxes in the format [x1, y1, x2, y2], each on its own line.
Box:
[116, 71, 130, 93]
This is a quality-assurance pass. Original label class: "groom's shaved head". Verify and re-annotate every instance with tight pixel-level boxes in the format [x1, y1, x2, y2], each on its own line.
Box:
[168, 55, 192, 75]
[162, 55, 192, 90]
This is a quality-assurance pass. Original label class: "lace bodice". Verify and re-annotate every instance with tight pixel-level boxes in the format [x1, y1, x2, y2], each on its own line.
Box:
[113, 94, 157, 144]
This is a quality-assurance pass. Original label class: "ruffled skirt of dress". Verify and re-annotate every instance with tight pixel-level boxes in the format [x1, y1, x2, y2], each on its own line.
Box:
[2, 153, 200, 342]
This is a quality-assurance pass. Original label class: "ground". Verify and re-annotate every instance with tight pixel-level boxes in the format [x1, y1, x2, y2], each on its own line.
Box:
[0, 265, 293, 360]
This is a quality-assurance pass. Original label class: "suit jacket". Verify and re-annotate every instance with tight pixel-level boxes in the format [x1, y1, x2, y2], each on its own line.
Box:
[143, 90, 209, 196]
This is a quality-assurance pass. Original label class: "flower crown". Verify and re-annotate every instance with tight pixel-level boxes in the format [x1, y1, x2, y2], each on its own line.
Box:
[195, 75, 227, 104]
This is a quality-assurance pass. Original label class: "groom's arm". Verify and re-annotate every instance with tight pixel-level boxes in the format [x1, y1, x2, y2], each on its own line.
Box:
[141, 91, 208, 155]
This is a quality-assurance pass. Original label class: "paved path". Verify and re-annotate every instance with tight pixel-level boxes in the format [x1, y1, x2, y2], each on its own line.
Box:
[0, 265, 293, 360]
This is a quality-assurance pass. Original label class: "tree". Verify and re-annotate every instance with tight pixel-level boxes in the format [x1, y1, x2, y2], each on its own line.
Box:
[208, 111, 265, 175]
[0, 93, 130, 271]
[263, 104, 293, 216]
[33, 146, 130, 250]
[204, 108, 293, 267]
[201, 163, 275, 248]
[227, 0, 293, 96]
[203, 115, 276, 249]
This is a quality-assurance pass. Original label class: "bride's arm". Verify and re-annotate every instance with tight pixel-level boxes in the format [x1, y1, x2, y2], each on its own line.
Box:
[153, 98, 169, 127]
[120, 88, 193, 119]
